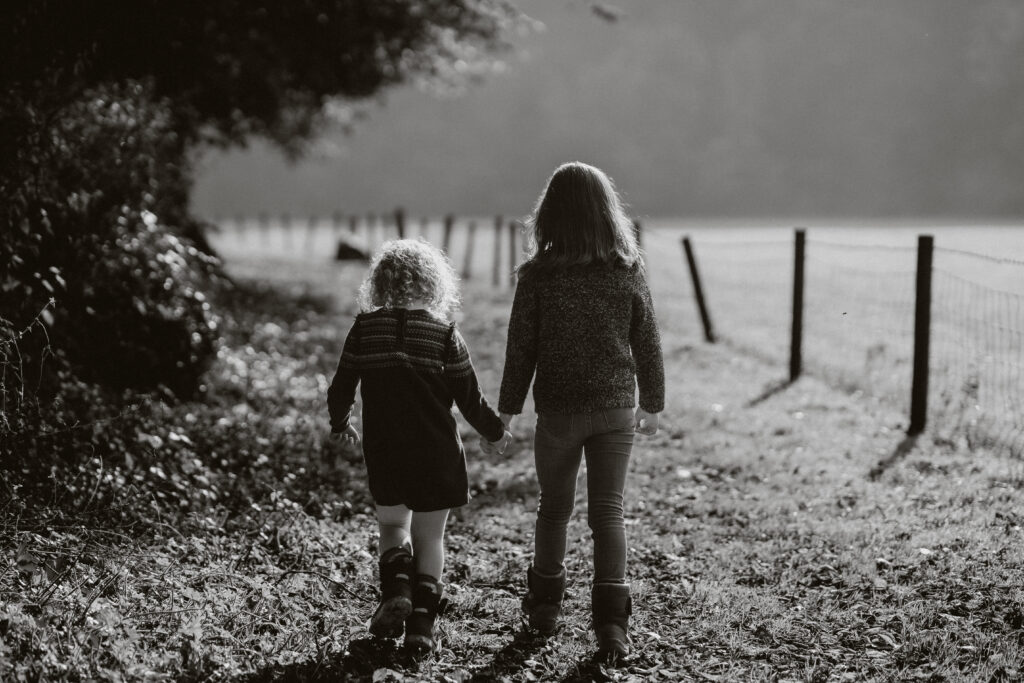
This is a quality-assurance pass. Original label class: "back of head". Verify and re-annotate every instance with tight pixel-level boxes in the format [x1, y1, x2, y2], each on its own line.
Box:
[358, 238, 460, 319]
[522, 161, 641, 277]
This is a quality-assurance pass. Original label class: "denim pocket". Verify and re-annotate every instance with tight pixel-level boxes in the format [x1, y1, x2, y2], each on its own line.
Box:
[602, 407, 635, 432]
[536, 413, 576, 446]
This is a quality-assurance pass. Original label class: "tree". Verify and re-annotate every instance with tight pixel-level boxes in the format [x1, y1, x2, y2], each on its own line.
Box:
[0, 1, 518, 404]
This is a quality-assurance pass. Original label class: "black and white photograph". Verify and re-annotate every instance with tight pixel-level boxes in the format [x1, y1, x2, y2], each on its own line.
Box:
[2, 1, 1023, 680]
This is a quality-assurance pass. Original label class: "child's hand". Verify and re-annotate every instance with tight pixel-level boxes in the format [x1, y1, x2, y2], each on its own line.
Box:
[494, 429, 513, 455]
[480, 430, 513, 456]
[634, 408, 659, 436]
[331, 425, 361, 447]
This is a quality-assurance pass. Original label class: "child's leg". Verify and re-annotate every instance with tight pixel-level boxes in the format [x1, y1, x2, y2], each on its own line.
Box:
[376, 504, 412, 554]
[583, 428, 633, 583]
[405, 509, 450, 653]
[409, 509, 450, 579]
[370, 504, 415, 638]
[533, 415, 585, 576]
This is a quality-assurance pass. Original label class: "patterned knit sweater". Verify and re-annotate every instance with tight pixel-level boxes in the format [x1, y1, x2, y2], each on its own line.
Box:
[498, 262, 665, 415]
[328, 309, 505, 449]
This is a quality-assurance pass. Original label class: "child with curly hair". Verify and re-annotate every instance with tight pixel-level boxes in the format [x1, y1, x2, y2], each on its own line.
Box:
[496, 162, 665, 662]
[327, 238, 511, 654]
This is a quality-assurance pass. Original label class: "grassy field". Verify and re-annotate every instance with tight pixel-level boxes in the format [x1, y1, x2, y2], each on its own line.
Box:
[3, 233, 1024, 681]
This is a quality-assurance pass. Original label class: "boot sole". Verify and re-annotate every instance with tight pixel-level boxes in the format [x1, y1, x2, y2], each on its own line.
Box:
[369, 596, 413, 638]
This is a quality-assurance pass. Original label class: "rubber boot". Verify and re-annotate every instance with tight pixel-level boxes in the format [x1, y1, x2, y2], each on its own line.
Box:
[521, 566, 566, 634]
[592, 582, 631, 661]
[404, 574, 443, 654]
[368, 542, 413, 638]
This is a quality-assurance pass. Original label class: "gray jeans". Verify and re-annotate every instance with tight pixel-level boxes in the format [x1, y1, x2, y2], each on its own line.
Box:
[532, 407, 635, 583]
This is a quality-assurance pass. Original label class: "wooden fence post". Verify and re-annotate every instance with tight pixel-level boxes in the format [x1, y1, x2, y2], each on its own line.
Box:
[305, 215, 318, 252]
[682, 236, 716, 343]
[258, 211, 269, 245]
[395, 207, 405, 239]
[462, 220, 477, 280]
[348, 214, 358, 235]
[367, 212, 377, 248]
[509, 220, 519, 287]
[442, 214, 454, 254]
[790, 228, 806, 382]
[281, 212, 292, 250]
[908, 234, 934, 435]
[493, 215, 503, 287]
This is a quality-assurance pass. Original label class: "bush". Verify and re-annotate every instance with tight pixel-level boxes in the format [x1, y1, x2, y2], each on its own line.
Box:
[0, 81, 220, 399]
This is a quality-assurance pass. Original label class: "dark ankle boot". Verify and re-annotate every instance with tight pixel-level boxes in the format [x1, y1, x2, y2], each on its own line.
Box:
[369, 543, 413, 638]
[521, 566, 566, 634]
[592, 582, 631, 661]
[404, 574, 443, 654]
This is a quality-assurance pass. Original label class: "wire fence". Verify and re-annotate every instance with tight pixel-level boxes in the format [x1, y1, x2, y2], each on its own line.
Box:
[929, 249, 1024, 456]
[803, 239, 917, 412]
[679, 228, 1024, 462]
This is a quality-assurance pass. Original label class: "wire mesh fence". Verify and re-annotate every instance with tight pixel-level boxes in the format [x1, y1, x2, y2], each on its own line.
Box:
[680, 228, 1024, 461]
[929, 248, 1024, 457]
[802, 239, 917, 414]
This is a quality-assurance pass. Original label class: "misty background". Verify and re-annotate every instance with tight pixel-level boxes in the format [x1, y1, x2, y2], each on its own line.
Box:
[191, 0, 1024, 221]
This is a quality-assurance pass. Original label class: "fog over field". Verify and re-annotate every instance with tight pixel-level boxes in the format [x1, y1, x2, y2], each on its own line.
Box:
[192, 0, 1024, 221]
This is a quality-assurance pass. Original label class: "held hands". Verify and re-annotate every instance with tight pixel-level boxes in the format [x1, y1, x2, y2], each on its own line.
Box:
[480, 429, 513, 456]
[634, 408, 659, 436]
[329, 424, 361, 448]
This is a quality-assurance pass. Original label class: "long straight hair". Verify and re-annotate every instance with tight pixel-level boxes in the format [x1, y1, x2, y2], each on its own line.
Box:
[520, 161, 641, 276]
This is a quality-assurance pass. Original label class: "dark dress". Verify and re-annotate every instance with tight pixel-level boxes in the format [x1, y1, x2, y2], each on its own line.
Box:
[327, 308, 504, 511]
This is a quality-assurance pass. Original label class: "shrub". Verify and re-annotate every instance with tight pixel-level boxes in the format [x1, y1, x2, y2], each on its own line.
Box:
[0, 81, 220, 399]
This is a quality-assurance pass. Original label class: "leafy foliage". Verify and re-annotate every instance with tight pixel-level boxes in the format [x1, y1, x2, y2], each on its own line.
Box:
[0, 0, 518, 153]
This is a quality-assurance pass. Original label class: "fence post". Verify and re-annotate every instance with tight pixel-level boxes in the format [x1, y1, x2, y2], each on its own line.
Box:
[908, 234, 934, 435]
[348, 214, 358, 235]
[302, 215, 313, 252]
[395, 207, 405, 239]
[509, 220, 519, 287]
[790, 228, 806, 382]
[442, 214, 454, 254]
[281, 212, 292, 250]
[682, 236, 716, 343]
[258, 211, 269, 245]
[492, 215, 503, 287]
[462, 220, 477, 280]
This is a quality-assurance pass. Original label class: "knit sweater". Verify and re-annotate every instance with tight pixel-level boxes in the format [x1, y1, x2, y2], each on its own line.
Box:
[328, 309, 505, 446]
[498, 262, 665, 415]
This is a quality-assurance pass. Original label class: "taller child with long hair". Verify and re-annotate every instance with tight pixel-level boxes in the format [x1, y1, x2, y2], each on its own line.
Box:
[495, 162, 665, 661]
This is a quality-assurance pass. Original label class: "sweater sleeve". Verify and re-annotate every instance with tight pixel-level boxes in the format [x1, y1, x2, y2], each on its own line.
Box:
[498, 275, 538, 414]
[444, 327, 505, 442]
[326, 318, 360, 432]
[630, 268, 665, 413]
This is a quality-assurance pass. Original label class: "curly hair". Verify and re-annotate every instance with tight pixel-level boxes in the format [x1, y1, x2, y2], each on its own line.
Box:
[357, 238, 460, 319]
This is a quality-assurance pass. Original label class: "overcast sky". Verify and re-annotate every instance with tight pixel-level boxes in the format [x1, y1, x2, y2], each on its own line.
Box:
[191, 0, 1024, 222]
